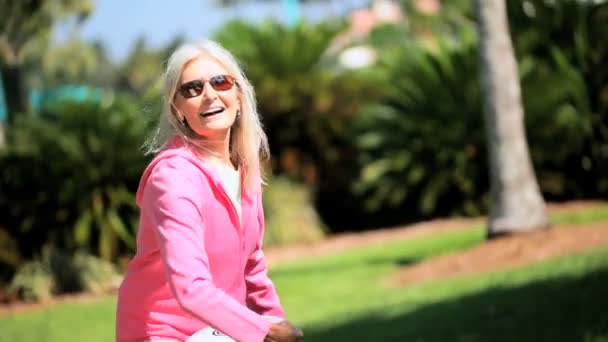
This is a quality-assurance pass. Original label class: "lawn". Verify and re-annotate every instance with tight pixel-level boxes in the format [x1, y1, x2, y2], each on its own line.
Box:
[1, 205, 607, 342]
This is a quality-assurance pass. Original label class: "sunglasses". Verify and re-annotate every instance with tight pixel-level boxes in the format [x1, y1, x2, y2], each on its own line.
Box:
[178, 75, 236, 98]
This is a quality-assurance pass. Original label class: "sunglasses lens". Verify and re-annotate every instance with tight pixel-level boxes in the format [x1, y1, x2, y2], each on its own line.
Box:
[180, 80, 204, 98]
[210, 75, 234, 91]
[179, 76, 234, 98]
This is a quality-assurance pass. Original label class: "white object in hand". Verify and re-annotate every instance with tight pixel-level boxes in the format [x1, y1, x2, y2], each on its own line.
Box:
[186, 316, 284, 342]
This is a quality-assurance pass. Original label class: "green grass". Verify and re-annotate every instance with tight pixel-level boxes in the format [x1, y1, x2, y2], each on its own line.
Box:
[1, 205, 607, 342]
[550, 204, 608, 225]
[290, 247, 608, 342]
[0, 298, 117, 342]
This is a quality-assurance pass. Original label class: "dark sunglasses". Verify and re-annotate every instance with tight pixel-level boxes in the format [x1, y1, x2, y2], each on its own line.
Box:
[178, 75, 236, 98]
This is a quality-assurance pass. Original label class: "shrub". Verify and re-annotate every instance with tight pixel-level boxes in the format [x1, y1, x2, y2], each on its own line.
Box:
[0, 96, 148, 267]
[352, 32, 488, 220]
[509, 0, 608, 198]
[71, 252, 121, 295]
[9, 260, 54, 303]
[263, 177, 326, 247]
[7, 249, 120, 303]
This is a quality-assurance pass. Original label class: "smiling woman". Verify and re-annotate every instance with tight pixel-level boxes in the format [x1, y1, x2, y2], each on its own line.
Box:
[115, 39, 303, 342]
[174, 65, 240, 146]
[143, 40, 268, 183]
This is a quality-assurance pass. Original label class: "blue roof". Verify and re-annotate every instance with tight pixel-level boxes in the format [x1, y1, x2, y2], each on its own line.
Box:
[31, 86, 104, 111]
[0, 72, 6, 122]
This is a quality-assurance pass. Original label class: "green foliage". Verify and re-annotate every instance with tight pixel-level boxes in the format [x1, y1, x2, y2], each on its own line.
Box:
[348, 0, 607, 223]
[7, 249, 119, 303]
[0, 97, 148, 272]
[70, 251, 121, 295]
[116, 36, 184, 95]
[0, 226, 21, 267]
[0, 0, 93, 65]
[398, 0, 474, 40]
[263, 177, 326, 247]
[8, 260, 54, 303]
[214, 20, 383, 179]
[508, 0, 608, 197]
[367, 23, 412, 49]
[0, 0, 95, 119]
[27, 38, 116, 89]
[353, 32, 488, 218]
[214, 19, 385, 232]
[520, 49, 599, 197]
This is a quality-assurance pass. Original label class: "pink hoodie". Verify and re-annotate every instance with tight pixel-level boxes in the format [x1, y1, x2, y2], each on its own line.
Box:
[116, 138, 285, 342]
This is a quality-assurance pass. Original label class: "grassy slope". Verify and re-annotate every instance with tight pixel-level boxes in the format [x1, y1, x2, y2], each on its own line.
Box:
[1, 205, 607, 342]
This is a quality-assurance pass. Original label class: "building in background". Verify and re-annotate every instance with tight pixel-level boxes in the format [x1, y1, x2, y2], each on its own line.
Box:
[335, 0, 443, 69]
[335, 0, 404, 68]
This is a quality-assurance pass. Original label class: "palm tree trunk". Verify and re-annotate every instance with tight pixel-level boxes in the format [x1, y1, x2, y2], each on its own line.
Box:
[1, 63, 30, 124]
[475, 0, 549, 238]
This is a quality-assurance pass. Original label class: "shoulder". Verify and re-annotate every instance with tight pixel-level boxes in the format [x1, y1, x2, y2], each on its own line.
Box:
[152, 154, 201, 175]
[138, 150, 212, 202]
[149, 140, 211, 176]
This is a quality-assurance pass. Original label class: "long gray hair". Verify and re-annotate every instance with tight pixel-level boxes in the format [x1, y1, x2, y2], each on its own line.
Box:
[143, 39, 269, 191]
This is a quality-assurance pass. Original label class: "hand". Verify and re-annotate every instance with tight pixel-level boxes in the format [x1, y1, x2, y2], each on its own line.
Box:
[264, 320, 303, 342]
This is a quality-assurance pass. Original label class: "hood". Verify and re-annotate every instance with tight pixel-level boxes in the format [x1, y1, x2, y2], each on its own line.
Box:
[135, 137, 259, 206]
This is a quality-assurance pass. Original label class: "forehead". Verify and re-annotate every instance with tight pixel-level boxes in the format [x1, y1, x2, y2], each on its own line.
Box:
[181, 55, 229, 82]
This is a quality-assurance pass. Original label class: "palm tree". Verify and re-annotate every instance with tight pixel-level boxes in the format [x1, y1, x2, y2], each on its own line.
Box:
[117, 37, 165, 95]
[38, 38, 101, 87]
[0, 0, 92, 123]
[475, 0, 549, 237]
[213, 20, 376, 179]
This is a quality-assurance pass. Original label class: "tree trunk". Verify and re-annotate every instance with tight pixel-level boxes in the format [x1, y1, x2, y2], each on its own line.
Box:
[475, 0, 549, 238]
[1, 63, 30, 124]
[0, 121, 5, 148]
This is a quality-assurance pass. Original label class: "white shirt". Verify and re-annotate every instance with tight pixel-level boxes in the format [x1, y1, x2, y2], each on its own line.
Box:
[209, 158, 242, 220]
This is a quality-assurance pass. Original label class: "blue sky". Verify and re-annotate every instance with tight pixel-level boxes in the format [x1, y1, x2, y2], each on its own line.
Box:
[55, 0, 369, 62]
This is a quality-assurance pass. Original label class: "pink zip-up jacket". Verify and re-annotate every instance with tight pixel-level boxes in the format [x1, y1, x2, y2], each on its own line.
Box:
[116, 138, 285, 342]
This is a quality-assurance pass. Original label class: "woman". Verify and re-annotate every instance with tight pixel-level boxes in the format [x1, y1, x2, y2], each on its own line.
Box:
[116, 39, 303, 342]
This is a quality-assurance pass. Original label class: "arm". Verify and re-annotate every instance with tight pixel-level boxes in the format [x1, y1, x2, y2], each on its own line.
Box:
[143, 158, 271, 342]
[244, 192, 286, 317]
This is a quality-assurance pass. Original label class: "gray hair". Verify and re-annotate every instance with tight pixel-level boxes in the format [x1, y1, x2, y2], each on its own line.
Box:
[143, 39, 269, 190]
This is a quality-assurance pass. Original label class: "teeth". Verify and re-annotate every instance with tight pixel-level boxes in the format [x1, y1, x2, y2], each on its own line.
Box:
[201, 108, 224, 116]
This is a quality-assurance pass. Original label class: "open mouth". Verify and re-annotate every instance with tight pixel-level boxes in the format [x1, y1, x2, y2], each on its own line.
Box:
[200, 108, 224, 118]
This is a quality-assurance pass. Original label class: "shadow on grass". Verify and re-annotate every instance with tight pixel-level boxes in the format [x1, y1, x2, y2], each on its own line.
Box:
[304, 268, 608, 342]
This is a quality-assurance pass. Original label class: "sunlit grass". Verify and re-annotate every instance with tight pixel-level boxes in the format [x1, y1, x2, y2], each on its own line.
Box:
[550, 203, 608, 225]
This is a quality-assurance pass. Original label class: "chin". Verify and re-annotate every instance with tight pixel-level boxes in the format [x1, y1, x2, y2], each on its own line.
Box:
[210, 117, 236, 129]
[195, 123, 234, 139]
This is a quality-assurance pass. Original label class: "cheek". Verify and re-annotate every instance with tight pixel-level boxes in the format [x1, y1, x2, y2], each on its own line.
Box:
[175, 97, 201, 115]
[220, 91, 240, 108]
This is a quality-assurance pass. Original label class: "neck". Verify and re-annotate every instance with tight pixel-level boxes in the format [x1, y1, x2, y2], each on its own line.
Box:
[196, 130, 234, 168]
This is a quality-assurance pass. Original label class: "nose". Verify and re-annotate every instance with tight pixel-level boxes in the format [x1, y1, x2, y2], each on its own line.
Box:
[200, 82, 218, 102]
